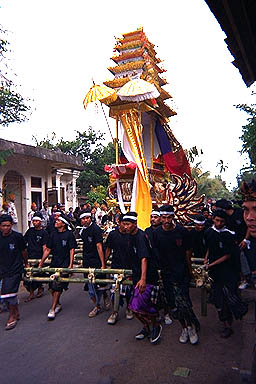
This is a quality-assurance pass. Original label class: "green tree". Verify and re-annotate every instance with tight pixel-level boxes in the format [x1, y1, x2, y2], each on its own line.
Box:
[0, 26, 30, 126]
[195, 173, 232, 200]
[0, 149, 12, 165]
[86, 185, 107, 206]
[186, 146, 232, 199]
[33, 128, 116, 195]
[237, 103, 256, 165]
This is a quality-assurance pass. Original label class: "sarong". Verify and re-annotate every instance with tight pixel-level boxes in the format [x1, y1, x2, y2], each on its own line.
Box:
[128, 284, 158, 315]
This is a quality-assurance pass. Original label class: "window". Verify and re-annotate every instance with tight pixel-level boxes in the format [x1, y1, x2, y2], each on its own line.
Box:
[31, 176, 42, 188]
[31, 177, 42, 188]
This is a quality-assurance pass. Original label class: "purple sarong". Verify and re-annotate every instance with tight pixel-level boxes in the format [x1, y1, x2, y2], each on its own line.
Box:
[128, 284, 157, 315]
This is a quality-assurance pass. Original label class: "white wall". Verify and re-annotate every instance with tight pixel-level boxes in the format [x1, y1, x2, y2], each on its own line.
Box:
[0, 154, 80, 233]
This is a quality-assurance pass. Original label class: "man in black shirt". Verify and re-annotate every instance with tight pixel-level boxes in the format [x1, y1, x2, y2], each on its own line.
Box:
[23, 212, 49, 301]
[189, 215, 207, 261]
[204, 209, 248, 338]
[79, 210, 110, 318]
[122, 212, 162, 344]
[145, 209, 161, 244]
[215, 199, 247, 245]
[152, 204, 199, 345]
[105, 215, 133, 325]
[0, 214, 28, 330]
[39, 215, 76, 320]
[240, 180, 256, 285]
[46, 210, 62, 234]
[146, 208, 172, 325]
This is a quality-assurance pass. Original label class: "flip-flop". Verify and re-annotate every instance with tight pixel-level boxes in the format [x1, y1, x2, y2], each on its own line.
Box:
[5, 320, 17, 330]
[36, 292, 44, 298]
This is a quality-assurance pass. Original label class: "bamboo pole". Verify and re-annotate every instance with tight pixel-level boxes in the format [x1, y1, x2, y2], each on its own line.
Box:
[115, 116, 119, 164]
[25, 267, 133, 275]
[191, 258, 204, 263]
[23, 276, 133, 285]
[150, 116, 154, 168]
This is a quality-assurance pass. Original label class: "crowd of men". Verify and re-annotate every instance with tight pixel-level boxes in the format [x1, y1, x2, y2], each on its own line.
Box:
[0, 179, 255, 347]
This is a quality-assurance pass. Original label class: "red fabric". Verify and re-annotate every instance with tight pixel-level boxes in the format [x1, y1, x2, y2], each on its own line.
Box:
[163, 150, 191, 177]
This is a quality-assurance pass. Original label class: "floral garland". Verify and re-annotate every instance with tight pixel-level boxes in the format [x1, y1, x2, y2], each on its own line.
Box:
[108, 60, 144, 74]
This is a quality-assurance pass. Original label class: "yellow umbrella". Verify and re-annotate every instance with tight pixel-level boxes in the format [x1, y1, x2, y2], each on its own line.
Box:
[117, 78, 160, 102]
[83, 83, 117, 110]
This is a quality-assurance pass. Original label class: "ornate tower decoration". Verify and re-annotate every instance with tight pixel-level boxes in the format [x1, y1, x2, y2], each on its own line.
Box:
[83, 28, 204, 228]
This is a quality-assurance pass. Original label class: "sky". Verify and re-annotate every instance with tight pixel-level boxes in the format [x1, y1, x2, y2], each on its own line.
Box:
[0, 0, 255, 189]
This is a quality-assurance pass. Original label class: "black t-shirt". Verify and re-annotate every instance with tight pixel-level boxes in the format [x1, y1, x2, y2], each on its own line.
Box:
[0, 230, 26, 278]
[105, 228, 131, 269]
[189, 228, 207, 259]
[204, 227, 237, 282]
[152, 225, 190, 283]
[226, 208, 247, 243]
[145, 225, 161, 245]
[205, 218, 213, 229]
[24, 227, 49, 259]
[47, 230, 77, 268]
[129, 229, 158, 285]
[79, 223, 103, 268]
[244, 236, 256, 272]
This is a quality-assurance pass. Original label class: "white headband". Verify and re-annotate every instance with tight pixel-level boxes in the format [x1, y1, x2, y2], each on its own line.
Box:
[58, 217, 70, 226]
[80, 212, 91, 219]
[32, 216, 42, 221]
[194, 219, 206, 225]
[160, 211, 174, 216]
[123, 215, 137, 221]
[151, 211, 160, 216]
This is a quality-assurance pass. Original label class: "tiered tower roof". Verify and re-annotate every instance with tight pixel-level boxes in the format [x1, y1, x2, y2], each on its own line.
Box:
[104, 27, 176, 119]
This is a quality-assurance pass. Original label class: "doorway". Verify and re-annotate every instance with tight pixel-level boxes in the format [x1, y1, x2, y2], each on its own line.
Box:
[2, 170, 25, 233]
[31, 191, 42, 210]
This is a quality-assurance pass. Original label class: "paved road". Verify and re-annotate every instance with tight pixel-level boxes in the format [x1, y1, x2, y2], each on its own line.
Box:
[0, 282, 254, 384]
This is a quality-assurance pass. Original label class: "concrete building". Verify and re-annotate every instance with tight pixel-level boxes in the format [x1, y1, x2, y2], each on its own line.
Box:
[0, 139, 83, 233]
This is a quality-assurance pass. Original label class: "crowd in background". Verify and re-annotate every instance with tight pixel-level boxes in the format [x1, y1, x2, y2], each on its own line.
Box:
[0, 180, 255, 345]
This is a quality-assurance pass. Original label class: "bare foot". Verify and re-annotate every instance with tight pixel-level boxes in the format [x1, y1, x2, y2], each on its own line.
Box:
[24, 294, 35, 303]
[36, 288, 44, 298]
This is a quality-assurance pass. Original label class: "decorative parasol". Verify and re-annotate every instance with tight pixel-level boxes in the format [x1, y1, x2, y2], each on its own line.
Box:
[117, 78, 160, 102]
[83, 82, 117, 141]
[83, 83, 117, 109]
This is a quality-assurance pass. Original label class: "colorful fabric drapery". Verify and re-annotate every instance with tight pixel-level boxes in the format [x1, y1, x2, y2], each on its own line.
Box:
[155, 118, 191, 177]
[120, 110, 152, 229]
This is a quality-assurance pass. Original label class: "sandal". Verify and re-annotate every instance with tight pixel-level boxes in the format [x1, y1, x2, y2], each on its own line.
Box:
[5, 320, 17, 330]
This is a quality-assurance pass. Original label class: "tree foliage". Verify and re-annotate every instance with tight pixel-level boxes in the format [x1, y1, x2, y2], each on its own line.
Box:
[86, 185, 107, 206]
[33, 128, 115, 195]
[186, 146, 232, 200]
[0, 149, 12, 165]
[0, 26, 30, 126]
[237, 103, 256, 165]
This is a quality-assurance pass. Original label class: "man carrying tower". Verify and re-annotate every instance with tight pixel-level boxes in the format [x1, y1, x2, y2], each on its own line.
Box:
[122, 212, 162, 344]
[152, 204, 199, 345]
[39, 214, 76, 320]
[24, 211, 49, 302]
[79, 209, 110, 318]
[0, 214, 28, 330]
